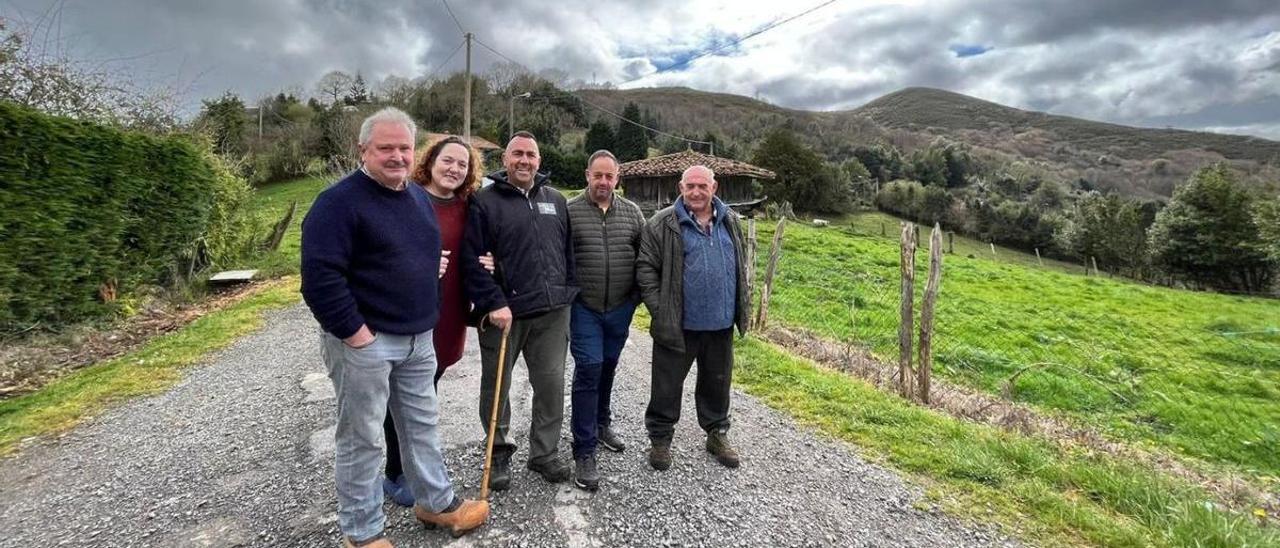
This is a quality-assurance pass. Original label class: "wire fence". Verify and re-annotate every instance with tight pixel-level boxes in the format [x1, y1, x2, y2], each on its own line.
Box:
[744, 214, 1280, 468]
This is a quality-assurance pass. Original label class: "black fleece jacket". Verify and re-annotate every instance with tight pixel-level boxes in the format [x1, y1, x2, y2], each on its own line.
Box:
[461, 170, 579, 318]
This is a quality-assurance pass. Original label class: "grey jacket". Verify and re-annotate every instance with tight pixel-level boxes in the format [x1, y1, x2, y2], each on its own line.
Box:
[636, 202, 751, 353]
[568, 193, 645, 313]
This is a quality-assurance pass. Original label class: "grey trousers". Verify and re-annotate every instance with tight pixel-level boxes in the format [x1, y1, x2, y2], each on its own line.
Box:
[477, 306, 571, 464]
[321, 330, 455, 542]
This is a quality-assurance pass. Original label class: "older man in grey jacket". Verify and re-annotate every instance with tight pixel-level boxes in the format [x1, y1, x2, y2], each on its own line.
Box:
[566, 150, 645, 491]
[635, 164, 750, 472]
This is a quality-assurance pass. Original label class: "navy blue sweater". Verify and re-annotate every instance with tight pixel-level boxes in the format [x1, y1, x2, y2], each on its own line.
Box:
[300, 169, 441, 339]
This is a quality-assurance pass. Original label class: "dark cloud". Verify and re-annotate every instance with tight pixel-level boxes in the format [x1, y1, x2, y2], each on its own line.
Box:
[3, 0, 1279, 140]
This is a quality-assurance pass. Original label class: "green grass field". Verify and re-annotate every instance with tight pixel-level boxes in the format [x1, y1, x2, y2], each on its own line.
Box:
[753, 211, 1280, 475]
[734, 338, 1278, 547]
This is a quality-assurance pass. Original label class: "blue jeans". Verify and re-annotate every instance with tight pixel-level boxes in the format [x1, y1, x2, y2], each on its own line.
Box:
[569, 299, 637, 458]
[321, 330, 455, 542]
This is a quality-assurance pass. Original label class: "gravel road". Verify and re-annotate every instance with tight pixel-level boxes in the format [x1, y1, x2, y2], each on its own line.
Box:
[0, 303, 1013, 547]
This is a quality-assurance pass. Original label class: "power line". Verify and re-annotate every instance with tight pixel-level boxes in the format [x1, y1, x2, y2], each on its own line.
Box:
[616, 0, 838, 87]
[444, 2, 837, 152]
[441, 0, 466, 36]
[423, 38, 466, 82]
[472, 37, 523, 69]
[575, 92, 714, 149]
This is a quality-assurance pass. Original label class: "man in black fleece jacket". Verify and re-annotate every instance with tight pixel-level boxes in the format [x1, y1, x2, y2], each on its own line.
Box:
[300, 108, 487, 544]
[461, 131, 579, 491]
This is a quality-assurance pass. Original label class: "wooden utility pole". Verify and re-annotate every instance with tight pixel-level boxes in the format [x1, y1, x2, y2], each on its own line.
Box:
[918, 224, 943, 404]
[463, 32, 473, 141]
[747, 217, 752, 325]
[898, 223, 917, 399]
[755, 218, 786, 330]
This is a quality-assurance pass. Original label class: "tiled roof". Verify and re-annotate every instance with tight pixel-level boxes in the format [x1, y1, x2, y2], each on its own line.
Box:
[423, 132, 502, 151]
[619, 150, 776, 179]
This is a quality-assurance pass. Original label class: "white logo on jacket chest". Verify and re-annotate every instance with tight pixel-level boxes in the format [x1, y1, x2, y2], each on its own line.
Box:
[537, 202, 557, 215]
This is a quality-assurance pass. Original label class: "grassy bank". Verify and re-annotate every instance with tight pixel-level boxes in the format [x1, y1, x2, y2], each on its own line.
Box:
[733, 336, 1277, 547]
[246, 176, 330, 276]
[752, 213, 1280, 474]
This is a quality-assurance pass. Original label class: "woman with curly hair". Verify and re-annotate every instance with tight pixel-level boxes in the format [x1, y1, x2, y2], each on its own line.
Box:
[383, 135, 488, 507]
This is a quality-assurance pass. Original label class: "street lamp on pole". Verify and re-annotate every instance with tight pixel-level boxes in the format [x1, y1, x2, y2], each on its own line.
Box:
[509, 91, 532, 141]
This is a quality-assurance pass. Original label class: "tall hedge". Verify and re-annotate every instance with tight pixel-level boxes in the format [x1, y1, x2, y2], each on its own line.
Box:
[0, 101, 241, 331]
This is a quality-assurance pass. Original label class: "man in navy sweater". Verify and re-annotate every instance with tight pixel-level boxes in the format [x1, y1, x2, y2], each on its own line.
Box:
[301, 108, 487, 545]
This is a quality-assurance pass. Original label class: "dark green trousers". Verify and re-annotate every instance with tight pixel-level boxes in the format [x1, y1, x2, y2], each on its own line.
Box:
[478, 306, 570, 464]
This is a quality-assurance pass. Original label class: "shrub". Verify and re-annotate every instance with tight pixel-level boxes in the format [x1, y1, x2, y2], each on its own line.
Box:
[0, 101, 256, 331]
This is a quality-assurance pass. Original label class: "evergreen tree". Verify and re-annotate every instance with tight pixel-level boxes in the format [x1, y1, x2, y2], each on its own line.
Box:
[1147, 164, 1271, 292]
[751, 128, 855, 214]
[583, 119, 615, 154]
[344, 72, 370, 105]
[614, 102, 648, 162]
[199, 91, 247, 155]
[1254, 198, 1280, 263]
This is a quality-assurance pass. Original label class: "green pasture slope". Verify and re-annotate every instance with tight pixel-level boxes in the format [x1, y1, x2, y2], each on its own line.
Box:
[756, 211, 1280, 475]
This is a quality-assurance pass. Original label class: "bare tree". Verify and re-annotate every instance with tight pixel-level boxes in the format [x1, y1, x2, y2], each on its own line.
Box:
[0, 17, 180, 131]
[378, 74, 415, 106]
[314, 70, 353, 105]
[483, 61, 528, 95]
[537, 67, 570, 89]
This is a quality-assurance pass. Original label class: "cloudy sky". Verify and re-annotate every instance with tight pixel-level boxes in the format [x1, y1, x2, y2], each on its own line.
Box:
[5, 0, 1280, 139]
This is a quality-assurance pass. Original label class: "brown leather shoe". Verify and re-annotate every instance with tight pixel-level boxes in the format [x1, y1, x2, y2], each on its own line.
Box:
[648, 440, 672, 471]
[342, 535, 393, 548]
[706, 431, 741, 468]
[414, 499, 490, 538]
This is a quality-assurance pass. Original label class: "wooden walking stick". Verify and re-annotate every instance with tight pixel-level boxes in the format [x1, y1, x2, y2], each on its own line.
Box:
[479, 324, 511, 500]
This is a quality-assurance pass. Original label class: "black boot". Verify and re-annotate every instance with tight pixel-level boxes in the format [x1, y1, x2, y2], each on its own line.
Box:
[597, 425, 626, 453]
[488, 454, 512, 491]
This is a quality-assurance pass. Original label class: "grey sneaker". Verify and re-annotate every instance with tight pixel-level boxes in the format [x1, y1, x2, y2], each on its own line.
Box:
[648, 440, 672, 471]
[597, 426, 625, 453]
[527, 457, 571, 483]
[573, 455, 599, 491]
[706, 431, 740, 468]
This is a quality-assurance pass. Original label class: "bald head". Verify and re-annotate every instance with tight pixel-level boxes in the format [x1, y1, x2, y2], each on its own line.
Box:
[678, 164, 718, 216]
[681, 165, 715, 184]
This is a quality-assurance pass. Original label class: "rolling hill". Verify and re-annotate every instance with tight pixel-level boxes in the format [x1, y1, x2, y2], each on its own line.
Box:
[575, 86, 1280, 199]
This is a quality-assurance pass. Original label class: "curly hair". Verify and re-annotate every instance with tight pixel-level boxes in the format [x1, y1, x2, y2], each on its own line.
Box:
[412, 135, 483, 200]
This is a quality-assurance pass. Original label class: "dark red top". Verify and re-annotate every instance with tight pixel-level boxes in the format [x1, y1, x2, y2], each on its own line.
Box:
[430, 194, 469, 368]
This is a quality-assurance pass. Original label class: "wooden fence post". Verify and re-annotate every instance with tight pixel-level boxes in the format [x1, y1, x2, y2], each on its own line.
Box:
[918, 224, 943, 404]
[948, 231, 954, 254]
[989, 242, 997, 259]
[1091, 256, 1100, 277]
[264, 200, 298, 252]
[745, 217, 758, 329]
[898, 222, 917, 399]
[755, 218, 786, 331]
[1034, 247, 1043, 266]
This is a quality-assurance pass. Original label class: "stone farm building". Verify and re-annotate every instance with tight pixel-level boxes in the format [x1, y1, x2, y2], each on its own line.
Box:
[618, 150, 776, 215]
